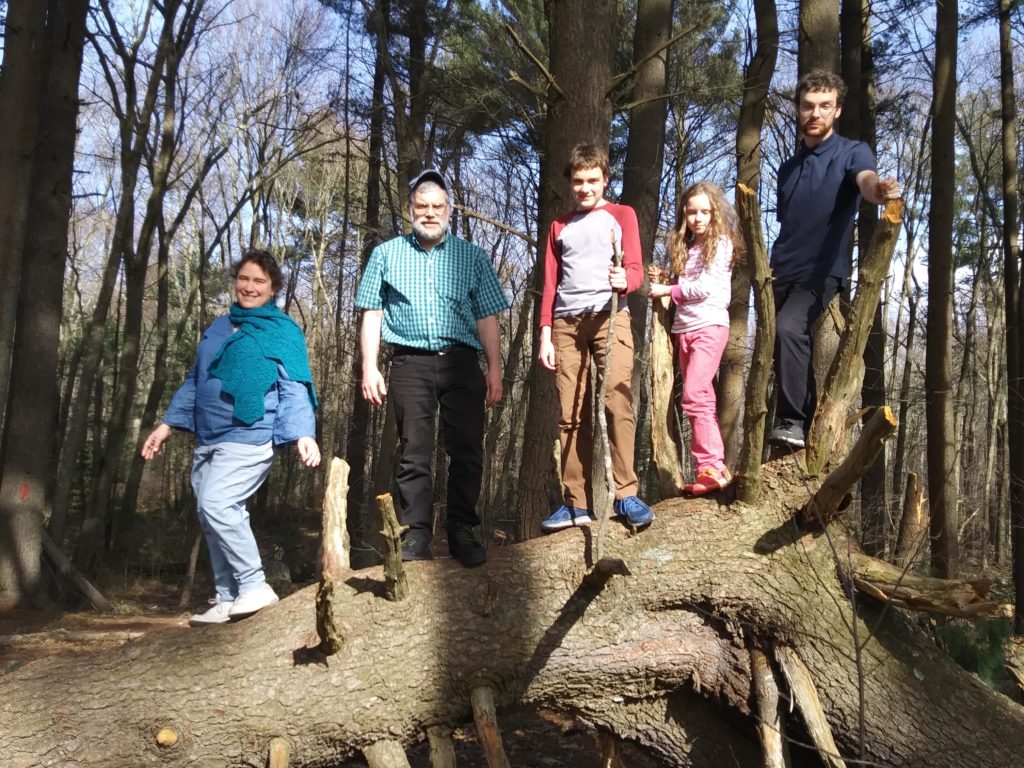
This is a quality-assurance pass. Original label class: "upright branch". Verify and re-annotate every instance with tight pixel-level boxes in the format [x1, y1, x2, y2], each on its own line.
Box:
[734, 183, 775, 504]
[649, 293, 686, 495]
[805, 200, 903, 475]
[594, 230, 623, 563]
[800, 405, 897, 527]
[376, 493, 409, 602]
[316, 458, 351, 654]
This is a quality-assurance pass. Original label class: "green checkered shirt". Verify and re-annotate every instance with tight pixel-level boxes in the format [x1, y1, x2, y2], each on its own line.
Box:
[354, 233, 509, 351]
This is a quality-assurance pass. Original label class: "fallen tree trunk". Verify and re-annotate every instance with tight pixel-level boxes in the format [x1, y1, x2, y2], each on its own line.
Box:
[2, 462, 1023, 767]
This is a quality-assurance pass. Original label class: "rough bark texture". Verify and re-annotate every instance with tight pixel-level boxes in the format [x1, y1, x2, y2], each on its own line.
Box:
[650, 296, 686, 495]
[2, 462, 1023, 767]
[925, 0, 960, 578]
[517, 0, 617, 536]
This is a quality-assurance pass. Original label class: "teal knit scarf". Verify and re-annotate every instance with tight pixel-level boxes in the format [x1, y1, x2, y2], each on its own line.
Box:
[208, 302, 319, 426]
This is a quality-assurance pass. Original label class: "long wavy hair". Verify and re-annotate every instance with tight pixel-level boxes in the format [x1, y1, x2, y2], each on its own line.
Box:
[668, 181, 745, 275]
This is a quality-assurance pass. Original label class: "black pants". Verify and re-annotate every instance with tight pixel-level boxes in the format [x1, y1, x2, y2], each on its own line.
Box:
[772, 276, 842, 431]
[388, 347, 486, 539]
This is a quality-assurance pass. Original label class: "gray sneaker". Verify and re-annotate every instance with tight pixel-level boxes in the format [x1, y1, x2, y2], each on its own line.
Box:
[769, 422, 806, 449]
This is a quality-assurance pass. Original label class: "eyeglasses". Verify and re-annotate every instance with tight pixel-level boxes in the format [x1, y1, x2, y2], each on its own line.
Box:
[799, 101, 837, 115]
[412, 202, 448, 215]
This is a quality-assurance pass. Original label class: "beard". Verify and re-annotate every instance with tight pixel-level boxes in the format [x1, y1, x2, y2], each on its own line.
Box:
[412, 217, 450, 244]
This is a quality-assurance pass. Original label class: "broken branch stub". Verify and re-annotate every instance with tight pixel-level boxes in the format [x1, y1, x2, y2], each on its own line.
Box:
[377, 493, 409, 602]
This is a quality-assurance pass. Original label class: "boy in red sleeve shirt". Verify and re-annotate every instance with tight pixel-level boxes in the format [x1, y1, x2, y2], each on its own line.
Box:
[537, 144, 653, 533]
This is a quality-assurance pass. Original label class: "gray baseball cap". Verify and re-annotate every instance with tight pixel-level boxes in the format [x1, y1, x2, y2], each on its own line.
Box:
[408, 168, 447, 194]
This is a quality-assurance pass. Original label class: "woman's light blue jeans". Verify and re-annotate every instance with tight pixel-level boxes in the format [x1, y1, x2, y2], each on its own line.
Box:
[190, 440, 275, 601]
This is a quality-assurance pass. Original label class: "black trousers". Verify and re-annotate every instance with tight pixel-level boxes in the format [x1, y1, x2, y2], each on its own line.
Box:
[388, 347, 486, 538]
[772, 276, 842, 430]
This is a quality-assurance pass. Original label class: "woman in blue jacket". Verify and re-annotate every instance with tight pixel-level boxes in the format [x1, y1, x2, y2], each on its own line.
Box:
[141, 250, 320, 625]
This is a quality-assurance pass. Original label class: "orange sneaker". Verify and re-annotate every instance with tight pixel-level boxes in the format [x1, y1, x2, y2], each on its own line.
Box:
[685, 466, 733, 496]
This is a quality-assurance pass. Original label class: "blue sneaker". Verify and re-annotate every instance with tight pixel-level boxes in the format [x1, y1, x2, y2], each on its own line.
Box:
[540, 504, 595, 533]
[614, 496, 654, 528]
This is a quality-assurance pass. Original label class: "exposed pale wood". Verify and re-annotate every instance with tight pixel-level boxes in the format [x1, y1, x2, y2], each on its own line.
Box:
[598, 730, 625, 767]
[155, 727, 178, 748]
[775, 646, 847, 768]
[268, 737, 290, 768]
[848, 552, 999, 617]
[40, 531, 112, 613]
[377, 493, 409, 602]
[364, 740, 411, 768]
[806, 200, 903, 474]
[470, 686, 511, 768]
[800, 406, 897, 527]
[425, 726, 457, 768]
[750, 648, 787, 768]
[317, 458, 351, 653]
[735, 183, 775, 504]
[321, 458, 351, 575]
[650, 294, 685, 496]
[893, 472, 928, 569]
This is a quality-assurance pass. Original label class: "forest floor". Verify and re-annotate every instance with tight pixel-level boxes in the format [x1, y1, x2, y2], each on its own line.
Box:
[0, 576, 664, 768]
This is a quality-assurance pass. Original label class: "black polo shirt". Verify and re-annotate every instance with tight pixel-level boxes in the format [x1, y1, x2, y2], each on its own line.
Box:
[771, 132, 877, 283]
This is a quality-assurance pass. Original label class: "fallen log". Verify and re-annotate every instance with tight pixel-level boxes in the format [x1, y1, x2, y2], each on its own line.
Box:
[1, 462, 1022, 767]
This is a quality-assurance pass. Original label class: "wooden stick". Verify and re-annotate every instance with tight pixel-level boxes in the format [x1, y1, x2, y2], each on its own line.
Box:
[734, 183, 775, 504]
[470, 686, 511, 768]
[426, 725, 457, 768]
[595, 230, 623, 564]
[775, 646, 847, 768]
[376, 493, 409, 602]
[806, 200, 903, 474]
[317, 459, 351, 654]
[750, 647, 788, 768]
[268, 737, 290, 768]
[800, 406, 897, 527]
[364, 739, 412, 768]
[848, 552, 999, 617]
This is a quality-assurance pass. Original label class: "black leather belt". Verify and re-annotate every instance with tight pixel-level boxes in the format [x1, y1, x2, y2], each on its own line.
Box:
[391, 344, 475, 356]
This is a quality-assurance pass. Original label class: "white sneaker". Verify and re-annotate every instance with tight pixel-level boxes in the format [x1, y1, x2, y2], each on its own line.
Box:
[228, 583, 278, 618]
[189, 596, 234, 626]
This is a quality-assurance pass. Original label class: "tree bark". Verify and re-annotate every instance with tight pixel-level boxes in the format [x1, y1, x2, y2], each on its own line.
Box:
[2, 462, 1023, 767]
[926, 0, 960, 578]
[0, 0, 88, 610]
[517, 0, 617, 536]
[997, 0, 1024, 634]
[798, 0, 838, 76]
[726, 0, 777, 466]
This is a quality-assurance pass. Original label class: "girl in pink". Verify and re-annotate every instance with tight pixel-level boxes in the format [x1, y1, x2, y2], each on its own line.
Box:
[648, 181, 745, 495]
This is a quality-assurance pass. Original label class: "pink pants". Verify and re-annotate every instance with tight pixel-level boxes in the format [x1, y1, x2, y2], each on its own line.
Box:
[676, 324, 729, 472]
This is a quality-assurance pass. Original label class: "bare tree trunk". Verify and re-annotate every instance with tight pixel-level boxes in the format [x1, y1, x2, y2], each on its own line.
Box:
[726, 0, 777, 466]
[995, 0, 1024, 634]
[0, 0, 88, 609]
[517, 0, 617, 537]
[798, 0, 839, 76]
[0, 0, 47, 449]
[925, 0, 959, 578]
[620, 0, 672, 470]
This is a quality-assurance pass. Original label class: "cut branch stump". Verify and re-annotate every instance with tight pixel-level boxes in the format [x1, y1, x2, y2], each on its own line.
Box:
[316, 458, 350, 654]
[800, 405, 897, 527]
[750, 647, 787, 768]
[650, 293, 685, 496]
[426, 725, 457, 768]
[364, 739, 411, 768]
[470, 685, 511, 768]
[893, 471, 927, 569]
[377, 493, 409, 602]
[268, 737, 290, 768]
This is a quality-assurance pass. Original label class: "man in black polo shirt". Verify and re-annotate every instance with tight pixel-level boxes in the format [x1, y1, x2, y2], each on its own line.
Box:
[768, 70, 900, 449]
